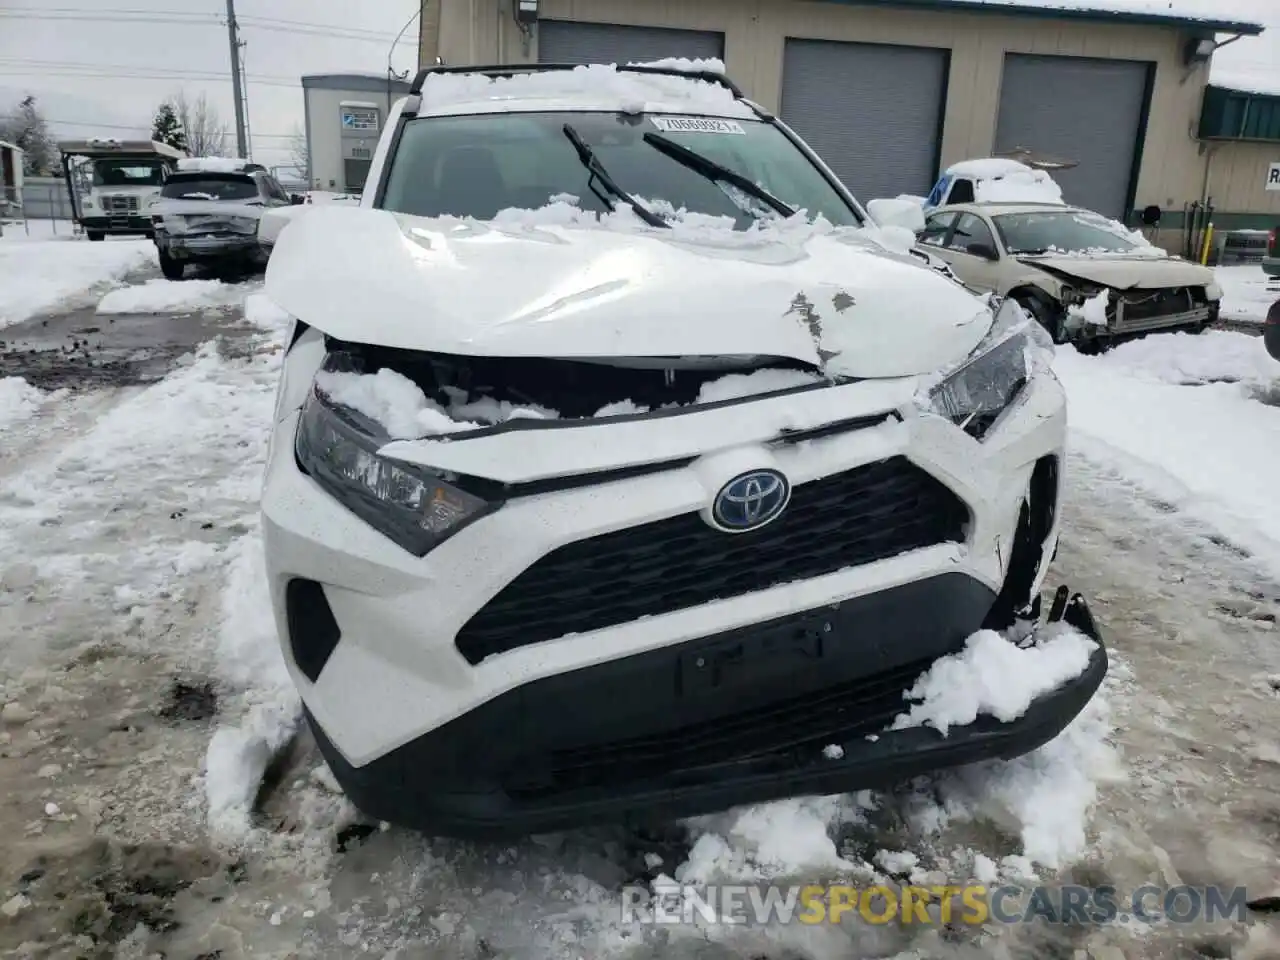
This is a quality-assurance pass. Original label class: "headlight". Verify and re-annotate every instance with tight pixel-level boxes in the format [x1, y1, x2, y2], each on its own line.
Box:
[922, 298, 1054, 440]
[295, 388, 492, 556]
[227, 216, 258, 234]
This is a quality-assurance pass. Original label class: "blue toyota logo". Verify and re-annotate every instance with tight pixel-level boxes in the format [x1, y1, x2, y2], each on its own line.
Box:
[711, 469, 791, 532]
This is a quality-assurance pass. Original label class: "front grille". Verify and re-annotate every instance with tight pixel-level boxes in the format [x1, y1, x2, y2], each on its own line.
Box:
[1111, 287, 1209, 334]
[103, 194, 139, 214]
[504, 654, 938, 798]
[455, 457, 969, 664]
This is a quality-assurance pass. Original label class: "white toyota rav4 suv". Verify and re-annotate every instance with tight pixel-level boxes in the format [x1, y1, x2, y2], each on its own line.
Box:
[258, 61, 1106, 838]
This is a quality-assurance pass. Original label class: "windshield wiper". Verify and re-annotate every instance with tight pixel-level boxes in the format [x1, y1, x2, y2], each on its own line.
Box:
[642, 132, 796, 220]
[562, 124, 668, 229]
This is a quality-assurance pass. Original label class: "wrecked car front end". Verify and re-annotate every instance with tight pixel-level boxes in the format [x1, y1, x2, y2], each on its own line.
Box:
[259, 203, 1105, 839]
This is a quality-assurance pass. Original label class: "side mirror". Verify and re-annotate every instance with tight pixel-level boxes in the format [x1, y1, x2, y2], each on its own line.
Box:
[966, 241, 999, 260]
[866, 197, 926, 234]
[1140, 204, 1162, 226]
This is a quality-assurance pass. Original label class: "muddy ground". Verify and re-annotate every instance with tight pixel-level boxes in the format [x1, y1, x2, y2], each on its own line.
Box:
[0, 292, 1278, 960]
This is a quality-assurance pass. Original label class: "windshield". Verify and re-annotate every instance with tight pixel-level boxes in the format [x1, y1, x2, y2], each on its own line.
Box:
[993, 211, 1140, 255]
[379, 111, 860, 229]
[161, 175, 259, 201]
[92, 158, 166, 188]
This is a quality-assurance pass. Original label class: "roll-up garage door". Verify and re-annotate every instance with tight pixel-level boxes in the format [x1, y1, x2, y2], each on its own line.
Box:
[537, 21, 724, 66]
[995, 53, 1151, 220]
[780, 38, 948, 201]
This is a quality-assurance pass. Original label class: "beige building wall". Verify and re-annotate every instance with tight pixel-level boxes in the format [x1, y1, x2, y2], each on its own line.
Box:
[424, 0, 1247, 232]
[1204, 141, 1280, 219]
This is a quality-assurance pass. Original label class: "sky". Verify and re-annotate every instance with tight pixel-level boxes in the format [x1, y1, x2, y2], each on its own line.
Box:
[0, 0, 1276, 174]
[0, 0, 421, 173]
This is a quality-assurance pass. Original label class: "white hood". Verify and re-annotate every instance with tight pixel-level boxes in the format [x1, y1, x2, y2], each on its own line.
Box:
[264, 204, 995, 380]
[1022, 253, 1215, 290]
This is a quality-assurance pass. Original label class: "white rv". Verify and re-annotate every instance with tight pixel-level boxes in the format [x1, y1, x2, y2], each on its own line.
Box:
[57, 138, 187, 240]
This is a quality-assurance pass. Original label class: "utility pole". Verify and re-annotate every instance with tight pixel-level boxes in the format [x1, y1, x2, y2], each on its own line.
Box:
[226, 0, 248, 159]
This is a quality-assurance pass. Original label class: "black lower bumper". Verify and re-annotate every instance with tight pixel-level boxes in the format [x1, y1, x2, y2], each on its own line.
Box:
[81, 215, 151, 235]
[308, 573, 1108, 839]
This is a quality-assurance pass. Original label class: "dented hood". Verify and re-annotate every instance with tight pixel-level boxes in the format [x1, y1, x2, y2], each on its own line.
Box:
[1020, 253, 1214, 290]
[264, 205, 994, 379]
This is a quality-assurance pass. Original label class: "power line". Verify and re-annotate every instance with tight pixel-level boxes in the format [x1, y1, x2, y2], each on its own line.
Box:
[0, 68, 301, 89]
[0, 9, 416, 44]
[0, 114, 300, 140]
[0, 57, 297, 82]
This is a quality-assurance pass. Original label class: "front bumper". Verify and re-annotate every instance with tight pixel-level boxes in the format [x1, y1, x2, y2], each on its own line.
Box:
[262, 351, 1075, 835]
[306, 575, 1106, 838]
[80, 215, 152, 235]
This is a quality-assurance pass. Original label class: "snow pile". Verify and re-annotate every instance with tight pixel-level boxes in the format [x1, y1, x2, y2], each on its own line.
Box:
[315, 368, 553, 438]
[96, 277, 248, 315]
[316, 364, 829, 439]
[176, 156, 255, 173]
[1067, 289, 1110, 328]
[418, 62, 756, 118]
[1056, 329, 1280, 577]
[0, 377, 54, 431]
[0, 237, 155, 328]
[891, 626, 1099, 736]
[205, 532, 299, 842]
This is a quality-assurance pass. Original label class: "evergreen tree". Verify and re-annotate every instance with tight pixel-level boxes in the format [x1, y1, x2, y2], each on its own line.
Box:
[151, 101, 188, 152]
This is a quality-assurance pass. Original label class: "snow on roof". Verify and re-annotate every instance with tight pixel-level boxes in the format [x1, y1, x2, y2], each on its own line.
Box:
[176, 157, 257, 173]
[907, 0, 1264, 32]
[946, 158, 1034, 178]
[416, 61, 756, 119]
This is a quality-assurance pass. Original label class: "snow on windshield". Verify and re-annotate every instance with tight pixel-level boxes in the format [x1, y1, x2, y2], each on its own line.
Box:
[418, 62, 756, 118]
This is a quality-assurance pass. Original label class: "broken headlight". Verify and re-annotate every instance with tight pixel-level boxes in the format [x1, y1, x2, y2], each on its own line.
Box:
[924, 298, 1055, 440]
[294, 388, 491, 556]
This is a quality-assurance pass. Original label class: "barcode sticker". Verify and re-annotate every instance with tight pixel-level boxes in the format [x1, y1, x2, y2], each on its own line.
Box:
[649, 116, 747, 135]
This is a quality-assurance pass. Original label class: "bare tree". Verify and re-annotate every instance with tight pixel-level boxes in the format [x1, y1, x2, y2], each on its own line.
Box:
[0, 95, 57, 175]
[170, 90, 229, 157]
[287, 124, 310, 182]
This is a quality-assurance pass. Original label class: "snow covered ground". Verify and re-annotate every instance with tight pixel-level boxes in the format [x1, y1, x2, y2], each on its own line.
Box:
[0, 245, 1279, 957]
[1217, 264, 1277, 325]
[0, 231, 156, 329]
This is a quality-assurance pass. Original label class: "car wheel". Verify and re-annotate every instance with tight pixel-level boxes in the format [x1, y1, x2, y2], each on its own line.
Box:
[1013, 292, 1068, 345]
[86, 231, 104, 242]
[158, 250, 185, 281]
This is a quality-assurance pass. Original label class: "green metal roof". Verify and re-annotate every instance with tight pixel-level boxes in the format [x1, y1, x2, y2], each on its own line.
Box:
[1199, 84, 1280, 142]
[820, 0, 1265, 35]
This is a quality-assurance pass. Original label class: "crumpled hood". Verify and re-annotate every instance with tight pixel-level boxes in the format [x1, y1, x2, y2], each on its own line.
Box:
[264, 205, 995, 379]
[1020, 253, 1213, 290]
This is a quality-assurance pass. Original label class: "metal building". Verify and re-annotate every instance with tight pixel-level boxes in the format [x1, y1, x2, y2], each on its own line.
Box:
[301, 74, 412, 194]
[415, 0, 1277, 250]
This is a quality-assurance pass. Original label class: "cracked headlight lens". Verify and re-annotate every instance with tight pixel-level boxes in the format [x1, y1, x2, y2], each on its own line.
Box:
[924, 298, 1055, 440]
[295, 388, 491, 556]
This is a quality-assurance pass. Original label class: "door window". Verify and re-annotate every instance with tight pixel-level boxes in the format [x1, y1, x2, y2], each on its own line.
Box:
[919, 212, 956, 247]
[947, 213, 997, 256]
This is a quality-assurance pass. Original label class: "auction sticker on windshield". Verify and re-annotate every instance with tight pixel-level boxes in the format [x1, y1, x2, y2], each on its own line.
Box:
[650, 116, 746, 135]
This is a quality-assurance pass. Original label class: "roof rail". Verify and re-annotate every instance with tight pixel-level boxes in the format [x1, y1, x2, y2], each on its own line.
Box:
[408, 62, 746, 99]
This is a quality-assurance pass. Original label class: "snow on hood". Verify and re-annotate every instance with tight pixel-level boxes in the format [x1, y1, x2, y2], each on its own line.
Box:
[1023, 253, 1213, 290]
[264, 203, 995, 380]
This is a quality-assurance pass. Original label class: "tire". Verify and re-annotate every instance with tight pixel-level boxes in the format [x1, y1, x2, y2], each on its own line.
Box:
[1013, 291, 1068, 345]
[86, 231, 104, 242]
[158, 250, 185, 281]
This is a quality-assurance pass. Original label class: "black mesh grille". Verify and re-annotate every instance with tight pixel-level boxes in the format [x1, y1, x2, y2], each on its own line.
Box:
[504, 655, 937, 798]
[456, 457, 969, 664]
